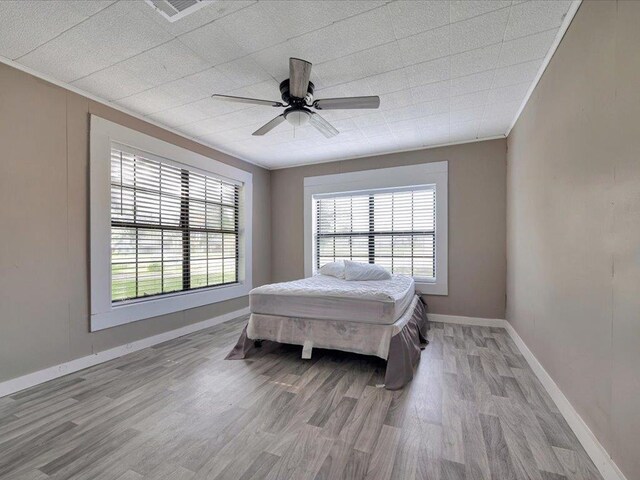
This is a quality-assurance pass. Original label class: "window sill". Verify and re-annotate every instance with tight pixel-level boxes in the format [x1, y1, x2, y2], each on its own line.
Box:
[415, 280, 448, 296]
[90, 282, 250, 331]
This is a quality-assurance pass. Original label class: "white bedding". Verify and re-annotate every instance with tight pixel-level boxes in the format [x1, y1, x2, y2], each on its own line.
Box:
[249, 274, 415, 325]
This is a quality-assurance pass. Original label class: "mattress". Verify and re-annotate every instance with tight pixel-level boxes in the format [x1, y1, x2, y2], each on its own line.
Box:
[249, 274, 415, 325]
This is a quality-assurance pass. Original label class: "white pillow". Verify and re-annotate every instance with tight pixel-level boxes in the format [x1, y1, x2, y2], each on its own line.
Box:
[319, 260, 345, 278]
[344, 260, 391, 281]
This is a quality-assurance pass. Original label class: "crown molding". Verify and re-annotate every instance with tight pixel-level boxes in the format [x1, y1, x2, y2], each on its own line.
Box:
[506, 0, 582, 136]
[268, 135, 506, 170]
[0, 55, 271, 170]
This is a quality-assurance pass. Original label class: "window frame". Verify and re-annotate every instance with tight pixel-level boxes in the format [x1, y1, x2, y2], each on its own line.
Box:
[90, 116, 252, 331]
[304, 162, 448, 295]
[313, 185, 436, 279]
[109, 143, 241, 302]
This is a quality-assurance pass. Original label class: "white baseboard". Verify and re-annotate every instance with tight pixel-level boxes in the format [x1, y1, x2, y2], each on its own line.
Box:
[0, 307, 249, 398]
[428, 313, 507, 328]
[504, 322, 627, 480]
[0, 308, 627, 480]
[431, 313, 625, 480]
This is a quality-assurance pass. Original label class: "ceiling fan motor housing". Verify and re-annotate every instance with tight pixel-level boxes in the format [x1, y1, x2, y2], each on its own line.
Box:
[211, 58, 379, 137]
[280, 79, 315, 106]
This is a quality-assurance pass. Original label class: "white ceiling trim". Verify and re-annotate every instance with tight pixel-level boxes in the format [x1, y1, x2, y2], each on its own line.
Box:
[506, 0, 582, 136]
[0, 53, 271, 170]
[268, 135, 506, 170]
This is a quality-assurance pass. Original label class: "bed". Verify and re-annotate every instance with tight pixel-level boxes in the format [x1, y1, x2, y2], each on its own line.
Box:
[226, 274, 429, 390]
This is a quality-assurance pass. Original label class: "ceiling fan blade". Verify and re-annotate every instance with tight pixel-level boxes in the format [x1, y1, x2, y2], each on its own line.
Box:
[309, 112, 339, 138]
[252, 114, 286, 136]
[212, 94, 284, 107]
[289, 57, 312, 99]
[313, 96, 380, 110]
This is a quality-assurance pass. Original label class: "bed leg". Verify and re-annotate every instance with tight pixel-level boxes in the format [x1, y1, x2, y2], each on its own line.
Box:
[301, 341, 313, 359]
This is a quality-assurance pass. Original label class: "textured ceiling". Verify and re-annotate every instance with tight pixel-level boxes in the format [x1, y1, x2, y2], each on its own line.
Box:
[0, 0, 576, 168]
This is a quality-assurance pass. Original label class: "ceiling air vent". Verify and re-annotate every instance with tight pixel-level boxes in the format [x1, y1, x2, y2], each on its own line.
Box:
[146, 0, 210, 22]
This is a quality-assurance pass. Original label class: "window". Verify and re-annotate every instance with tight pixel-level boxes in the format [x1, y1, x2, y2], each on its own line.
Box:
[90, 116, 252, 331]
[314, 186, 435, 278]
[304, 162, 447, 295]
[110, 146, 239, 302]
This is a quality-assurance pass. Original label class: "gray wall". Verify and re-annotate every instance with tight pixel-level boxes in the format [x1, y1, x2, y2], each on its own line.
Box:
[271, 139, 507, 319]
[506, 1, 640, 478]
[0, 63, 271, 383]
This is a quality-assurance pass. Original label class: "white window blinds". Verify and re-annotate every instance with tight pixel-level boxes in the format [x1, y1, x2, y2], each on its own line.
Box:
[110, 146, 239, 302]
[314, 186, 435, 278]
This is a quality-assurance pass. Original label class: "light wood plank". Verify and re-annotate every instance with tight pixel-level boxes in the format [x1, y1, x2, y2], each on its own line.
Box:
[0, 316, 602, 480]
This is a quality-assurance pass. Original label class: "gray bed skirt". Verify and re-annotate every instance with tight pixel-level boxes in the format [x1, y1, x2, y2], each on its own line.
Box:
[226, 298, 429, 390]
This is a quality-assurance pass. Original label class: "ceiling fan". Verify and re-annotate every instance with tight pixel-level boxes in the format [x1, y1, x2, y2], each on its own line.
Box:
[211, 58, 380, 138]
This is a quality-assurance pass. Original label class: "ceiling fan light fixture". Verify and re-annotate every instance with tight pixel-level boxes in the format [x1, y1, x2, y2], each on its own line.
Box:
[212, 57, 381, 139]
[284, 109, 310, 127]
